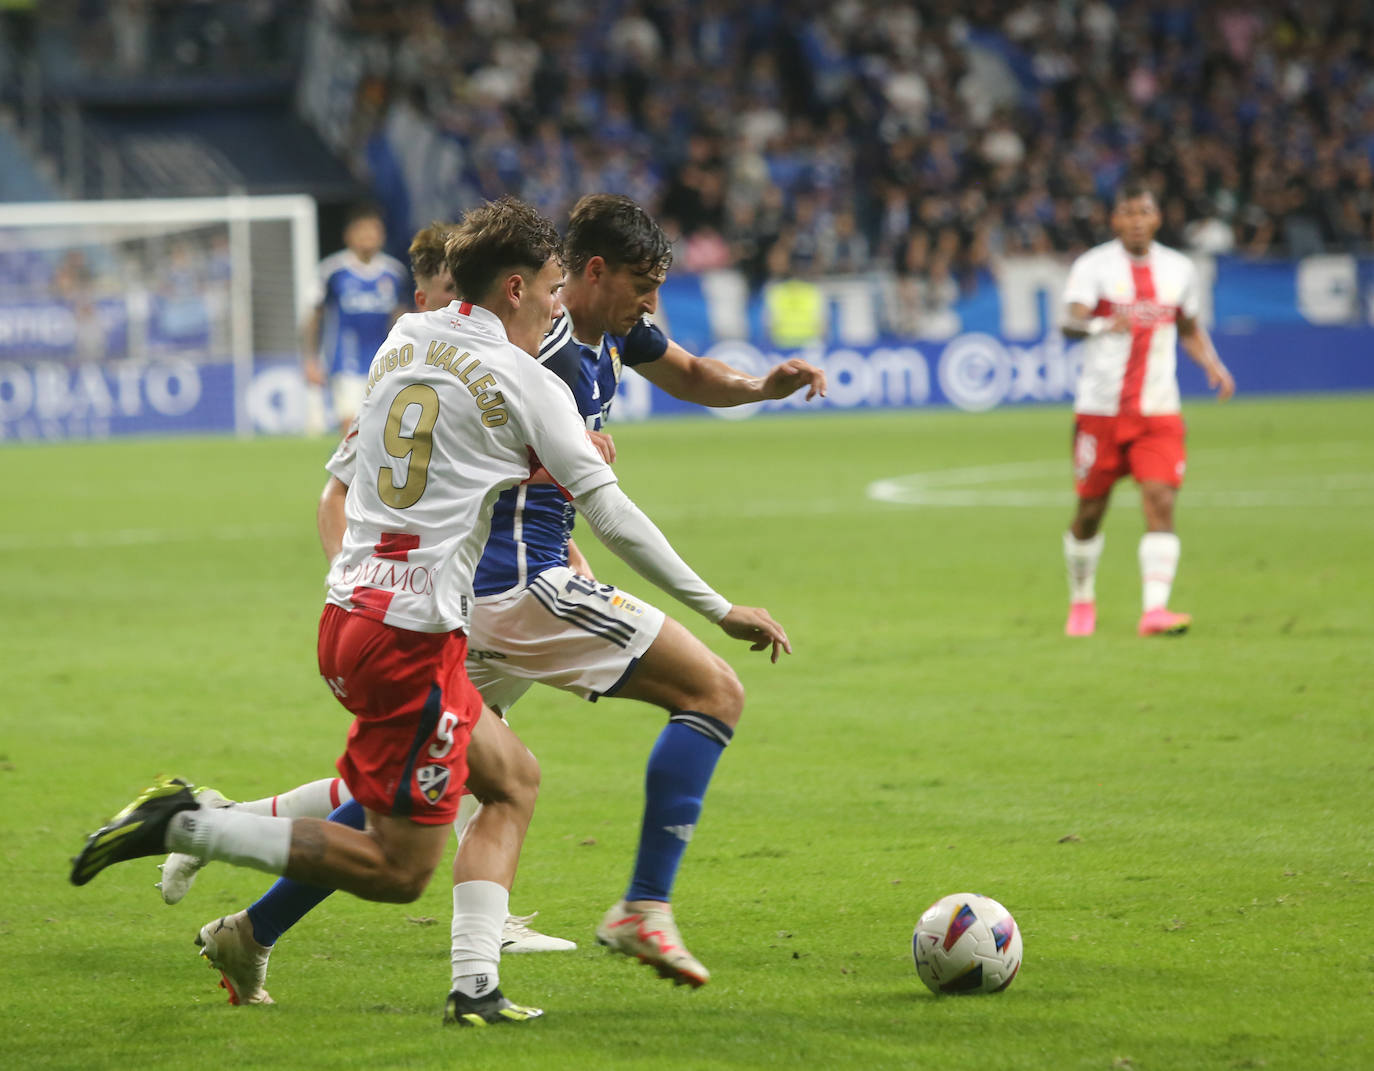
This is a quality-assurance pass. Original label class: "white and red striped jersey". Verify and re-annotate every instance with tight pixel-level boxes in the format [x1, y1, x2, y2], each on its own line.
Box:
[325, 301, 615, 633]
[1063, 239, 1201, 416]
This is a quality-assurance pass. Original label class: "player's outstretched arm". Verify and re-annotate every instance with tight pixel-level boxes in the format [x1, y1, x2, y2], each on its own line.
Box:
[573, 482, 790, 660]
[1178, 315, 1235, 401]
[637, 339, 826, 406]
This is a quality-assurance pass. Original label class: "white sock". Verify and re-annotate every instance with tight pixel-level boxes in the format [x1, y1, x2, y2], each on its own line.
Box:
[451, 880, 508, 997]
[453, 794, 481, 845]
[1063, 530, 1104, 603]
[238, 777, 352, 819]
[1139, 531, 1181, 612]
[166, 808, 292, 875]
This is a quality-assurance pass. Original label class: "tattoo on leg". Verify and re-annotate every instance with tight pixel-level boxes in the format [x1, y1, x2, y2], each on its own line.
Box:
[289, 820, 328, 867]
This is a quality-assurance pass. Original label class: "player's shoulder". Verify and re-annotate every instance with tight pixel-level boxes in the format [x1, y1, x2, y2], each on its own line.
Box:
[318, 249, 354, 279]
[537, 312, 575, 365]
[1150, 242, 1195, 273]
[1073, 239, 1124, 269]
[617, 316, 669, 365]
[378, 252, 408, 279]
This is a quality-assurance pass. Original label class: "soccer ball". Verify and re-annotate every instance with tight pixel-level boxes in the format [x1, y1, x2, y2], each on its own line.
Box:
[912, 892, 1022, 994]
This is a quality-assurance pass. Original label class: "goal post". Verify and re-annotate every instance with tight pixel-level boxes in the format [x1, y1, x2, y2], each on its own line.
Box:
[0, 193, 319, 441]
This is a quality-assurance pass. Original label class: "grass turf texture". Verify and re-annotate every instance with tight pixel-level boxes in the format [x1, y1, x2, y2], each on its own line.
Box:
[3, 395, 1371, 1071]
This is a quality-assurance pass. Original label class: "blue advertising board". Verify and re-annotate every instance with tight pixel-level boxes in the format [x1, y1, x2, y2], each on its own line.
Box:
[2, 256, 1371, 441]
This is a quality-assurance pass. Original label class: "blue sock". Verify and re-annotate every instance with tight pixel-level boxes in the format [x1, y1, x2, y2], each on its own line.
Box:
[245, 798, 365, 947]
[625, 711, 733, 903]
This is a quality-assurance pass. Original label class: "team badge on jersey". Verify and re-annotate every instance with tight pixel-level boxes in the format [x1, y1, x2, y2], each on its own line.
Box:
[610, 594, 645, 616]
[415, 763, 451, 805]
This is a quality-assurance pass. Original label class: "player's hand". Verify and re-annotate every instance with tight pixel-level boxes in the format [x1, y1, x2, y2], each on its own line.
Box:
[1107, 312, 1132, 333]
[304, 357, 325, 387]
[1209, 363, 1235, 402]
[567, 537, 594, 579]
[587, 429, 616, 464]
[761, 358, 827, 401]
[718, 605, 791, 663]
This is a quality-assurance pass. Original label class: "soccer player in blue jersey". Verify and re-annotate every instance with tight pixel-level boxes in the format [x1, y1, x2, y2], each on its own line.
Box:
[303, 203, 409, 436]
[165, 197, 823, 1005]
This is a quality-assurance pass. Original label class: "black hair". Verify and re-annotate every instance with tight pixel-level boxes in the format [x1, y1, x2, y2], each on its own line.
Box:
[564, 193, 673, 277]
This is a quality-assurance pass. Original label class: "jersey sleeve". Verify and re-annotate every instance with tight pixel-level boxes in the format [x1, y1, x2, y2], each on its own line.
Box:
[386, 256, 411, 307]
[514, 356, 617, 500]
[324, 418, 359, 485]
[621, 316, 669, 365]
[1178, 257, 1202, 320]
[1062, 253, 1099, 311]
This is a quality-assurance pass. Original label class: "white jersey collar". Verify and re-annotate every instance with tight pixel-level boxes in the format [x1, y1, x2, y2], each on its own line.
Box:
[442, 299, 510, 340]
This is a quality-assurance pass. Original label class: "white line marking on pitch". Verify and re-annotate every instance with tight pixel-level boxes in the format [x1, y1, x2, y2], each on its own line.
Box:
[867, 445, 1374, 509]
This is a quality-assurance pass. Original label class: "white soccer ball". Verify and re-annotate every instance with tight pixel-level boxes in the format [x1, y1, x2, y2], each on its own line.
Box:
[912, 892, 1022, 994]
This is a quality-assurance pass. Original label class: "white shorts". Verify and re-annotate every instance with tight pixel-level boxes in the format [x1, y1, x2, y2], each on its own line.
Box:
[464, 566, 666, 714]
[330, 373, 368, 425]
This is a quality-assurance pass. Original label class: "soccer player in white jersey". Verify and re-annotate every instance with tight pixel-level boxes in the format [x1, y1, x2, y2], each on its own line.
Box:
[1060, 182, 1235, 637]
[71, 197, 790, 1026]
[303, 203, 409, 436]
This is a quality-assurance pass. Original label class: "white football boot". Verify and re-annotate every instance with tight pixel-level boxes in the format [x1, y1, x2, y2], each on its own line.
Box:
[156, 787, 233, 904]
[196, 911, 274, 1005]
[501, 912, 577, 953]
[595, 900, 709, 987]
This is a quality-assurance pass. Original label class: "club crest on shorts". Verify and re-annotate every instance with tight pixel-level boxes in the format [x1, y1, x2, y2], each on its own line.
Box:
[415, 763, 451, 805]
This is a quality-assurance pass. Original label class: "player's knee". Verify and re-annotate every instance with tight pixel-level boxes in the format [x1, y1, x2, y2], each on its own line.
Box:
[509, 747, 541, 813]
[475, 745, 540, 814]
[695, 658, 745, 728]
[368, 859, 437, 903]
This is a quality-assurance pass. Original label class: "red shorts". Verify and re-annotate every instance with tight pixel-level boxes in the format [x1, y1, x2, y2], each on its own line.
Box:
[1072, 413, 1187, 499]
[317, 603, 482, 825]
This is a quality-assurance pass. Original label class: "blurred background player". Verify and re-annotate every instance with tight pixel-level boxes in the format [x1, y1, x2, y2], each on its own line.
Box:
[1060, 182, 1235, 638]
[302, 203, 409, 436]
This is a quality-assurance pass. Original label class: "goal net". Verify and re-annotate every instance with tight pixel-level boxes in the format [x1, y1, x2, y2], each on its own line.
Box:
[0, 194, 318, 441]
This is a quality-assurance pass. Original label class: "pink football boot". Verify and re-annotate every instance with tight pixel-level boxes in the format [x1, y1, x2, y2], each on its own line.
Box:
[1138, 608, 1192, 636]
[1064, 601, 1096, 637]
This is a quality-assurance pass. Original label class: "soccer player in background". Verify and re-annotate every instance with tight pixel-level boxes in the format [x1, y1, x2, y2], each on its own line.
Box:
[71, 197, 790, 1026]
[156, 197, 823, 1007]
[1060, 181, 1235, 637]
[302, 203, 409, 436]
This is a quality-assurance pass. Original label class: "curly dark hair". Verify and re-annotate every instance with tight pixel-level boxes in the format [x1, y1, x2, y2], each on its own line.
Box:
[444, 197, 563, 300]
[564, 193, 673, 278]
[408, 221, 453, 282]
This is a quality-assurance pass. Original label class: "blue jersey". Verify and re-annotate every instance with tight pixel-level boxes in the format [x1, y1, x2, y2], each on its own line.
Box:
[472, 314, 669, 596]
[315, 249, 408, 378]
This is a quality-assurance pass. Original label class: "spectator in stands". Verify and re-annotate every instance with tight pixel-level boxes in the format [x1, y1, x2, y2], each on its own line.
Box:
[15, 0, 1374, 276]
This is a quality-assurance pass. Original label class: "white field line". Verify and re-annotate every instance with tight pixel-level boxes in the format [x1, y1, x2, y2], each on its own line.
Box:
[868, 442, 1374, 509]
[6, 443, 1370, 551]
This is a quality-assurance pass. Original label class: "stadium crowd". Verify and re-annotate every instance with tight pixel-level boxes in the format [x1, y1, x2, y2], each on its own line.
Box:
[11, 0, 1374, 297]
[310, 0, 1374, 290]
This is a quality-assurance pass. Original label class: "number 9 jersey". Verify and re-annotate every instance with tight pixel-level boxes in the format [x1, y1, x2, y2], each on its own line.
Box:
[325, 301, 617, 634]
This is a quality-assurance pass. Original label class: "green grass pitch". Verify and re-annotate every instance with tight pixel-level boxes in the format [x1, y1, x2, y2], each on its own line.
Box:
[2, 395, 1372, 1070]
